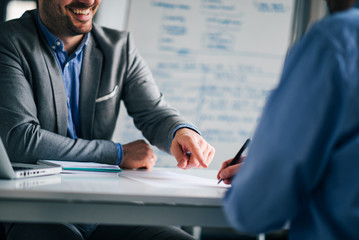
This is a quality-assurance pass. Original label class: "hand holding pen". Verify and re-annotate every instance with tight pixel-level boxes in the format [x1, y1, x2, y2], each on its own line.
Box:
[217, 138, 251, 184]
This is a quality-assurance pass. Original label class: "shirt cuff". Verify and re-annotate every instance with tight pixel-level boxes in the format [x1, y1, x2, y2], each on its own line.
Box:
[171, 124, 201, 141]
[115, 143, 123, 165]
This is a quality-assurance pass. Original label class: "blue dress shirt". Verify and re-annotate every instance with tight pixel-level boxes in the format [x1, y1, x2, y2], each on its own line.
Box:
[223, 2, 359, 239]
[38, 18, 87, 139]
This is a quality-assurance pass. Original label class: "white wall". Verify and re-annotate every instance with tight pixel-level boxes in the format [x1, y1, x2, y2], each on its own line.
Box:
[5, 1, 37, 21]
[308, 0, 328, 28]
[95, 0, 129, 30]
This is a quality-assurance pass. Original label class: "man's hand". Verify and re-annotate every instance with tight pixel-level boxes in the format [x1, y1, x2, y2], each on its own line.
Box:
[217, 158, 243, 184]
[170, 128, 215, 169]
[120, 140, 157, 169]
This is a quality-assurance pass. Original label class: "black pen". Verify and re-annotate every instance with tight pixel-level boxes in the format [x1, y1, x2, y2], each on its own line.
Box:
[218, 138, 251, 184]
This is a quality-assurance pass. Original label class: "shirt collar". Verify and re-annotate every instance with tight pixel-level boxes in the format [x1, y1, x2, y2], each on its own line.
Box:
[37, 12, 90, 56]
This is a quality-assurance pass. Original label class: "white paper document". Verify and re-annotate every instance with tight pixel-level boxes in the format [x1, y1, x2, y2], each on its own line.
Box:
[120, 170, 229, 188]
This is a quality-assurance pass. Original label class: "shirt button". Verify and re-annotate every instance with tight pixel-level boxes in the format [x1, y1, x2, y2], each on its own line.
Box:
[52, 45, 56, 50]
[56, 41, 61, 46]
[65, 63, 69, 68]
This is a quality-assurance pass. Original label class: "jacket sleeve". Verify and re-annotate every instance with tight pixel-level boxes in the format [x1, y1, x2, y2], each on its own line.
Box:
[222, 26, 349, 233]
[121, 33, 193, 153]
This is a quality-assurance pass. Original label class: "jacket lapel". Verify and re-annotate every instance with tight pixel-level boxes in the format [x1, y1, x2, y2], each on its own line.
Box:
[34, 12, 68, 136]
[80, 35, 103, 139]
[43, 54, 68, 136]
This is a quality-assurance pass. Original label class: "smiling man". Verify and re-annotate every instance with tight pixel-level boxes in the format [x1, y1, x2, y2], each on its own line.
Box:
[38, 0, 100, 53]
[0, 0, 214, 239]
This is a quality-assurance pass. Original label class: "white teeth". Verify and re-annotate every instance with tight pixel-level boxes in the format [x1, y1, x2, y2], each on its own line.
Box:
[71, 8, 90, 15]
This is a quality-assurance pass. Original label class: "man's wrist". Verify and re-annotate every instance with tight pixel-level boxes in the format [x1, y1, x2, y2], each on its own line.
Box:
[171, 124, 201, 141]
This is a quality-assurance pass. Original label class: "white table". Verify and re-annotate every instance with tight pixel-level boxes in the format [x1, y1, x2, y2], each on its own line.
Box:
[0, 168, 230, 228]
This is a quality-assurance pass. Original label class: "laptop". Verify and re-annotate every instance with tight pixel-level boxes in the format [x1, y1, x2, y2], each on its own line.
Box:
[0, 138, 62, 179]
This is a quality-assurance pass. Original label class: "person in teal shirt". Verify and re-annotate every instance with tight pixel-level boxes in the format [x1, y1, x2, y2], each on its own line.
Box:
[218, 0, 359, 239]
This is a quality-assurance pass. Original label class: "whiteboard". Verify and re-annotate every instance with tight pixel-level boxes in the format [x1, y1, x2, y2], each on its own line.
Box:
[113, 0, 295, 169]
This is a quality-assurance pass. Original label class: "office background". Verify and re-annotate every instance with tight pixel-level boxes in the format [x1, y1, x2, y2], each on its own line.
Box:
[1, 0, 327, 169]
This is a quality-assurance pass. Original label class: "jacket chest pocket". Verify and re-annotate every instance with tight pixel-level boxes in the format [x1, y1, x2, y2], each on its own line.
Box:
[96, 85, 118, 103]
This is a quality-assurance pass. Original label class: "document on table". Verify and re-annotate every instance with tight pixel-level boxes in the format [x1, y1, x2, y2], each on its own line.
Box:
[37, 160, 121, 172]
[120, 170, 229, 188]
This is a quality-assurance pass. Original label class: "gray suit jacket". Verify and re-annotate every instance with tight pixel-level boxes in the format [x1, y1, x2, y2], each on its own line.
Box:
[0, 10, 190, 164]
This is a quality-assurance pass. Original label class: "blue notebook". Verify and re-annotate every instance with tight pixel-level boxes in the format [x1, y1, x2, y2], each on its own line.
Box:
[37, 160, 121, 172]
